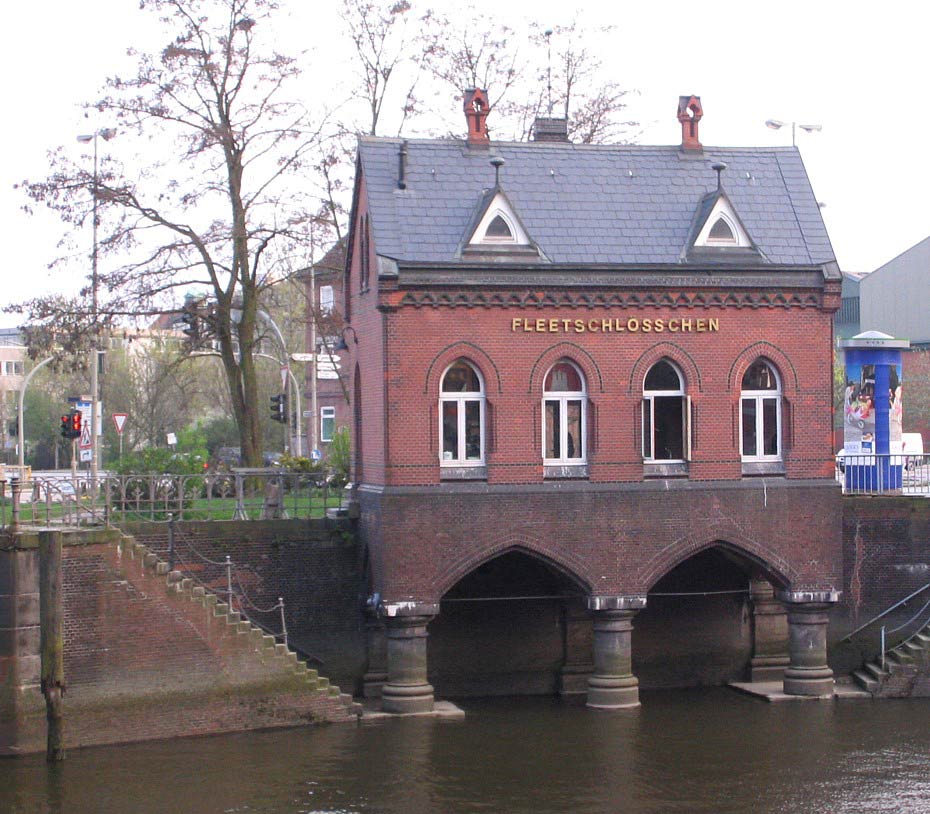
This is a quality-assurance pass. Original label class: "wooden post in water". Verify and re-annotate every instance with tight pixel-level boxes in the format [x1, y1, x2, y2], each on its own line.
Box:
[39, 530, 65, 761]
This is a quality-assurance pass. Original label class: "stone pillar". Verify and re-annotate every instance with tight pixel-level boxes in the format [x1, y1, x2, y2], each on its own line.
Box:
[381, 603, 439, 715]
[778, 590, 840, 697]
[586, 596, 646, 710]
[559, 599, 593, 696]
[748, 580, 789, 682]
[0, 544, 42, 756]
[362, 613, 388, 699]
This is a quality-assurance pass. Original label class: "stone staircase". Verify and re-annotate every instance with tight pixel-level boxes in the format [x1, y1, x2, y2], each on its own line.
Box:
[852, 625, 930, 697]
[123, 535, 363, 718]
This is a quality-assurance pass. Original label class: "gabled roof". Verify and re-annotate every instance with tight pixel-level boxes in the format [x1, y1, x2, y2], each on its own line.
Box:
[357, 137, 835, 268]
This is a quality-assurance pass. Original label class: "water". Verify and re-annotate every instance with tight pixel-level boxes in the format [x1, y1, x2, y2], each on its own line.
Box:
[3, 690, 930, 814]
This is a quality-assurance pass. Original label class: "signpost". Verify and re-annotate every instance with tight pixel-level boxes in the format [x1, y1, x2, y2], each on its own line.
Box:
[78, 401, 92, 463]
[113, 413, 128, 461]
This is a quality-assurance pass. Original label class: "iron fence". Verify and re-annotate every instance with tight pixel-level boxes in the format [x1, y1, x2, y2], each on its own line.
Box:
[836, 452, 930, 496]
[0, 468, 347, 530]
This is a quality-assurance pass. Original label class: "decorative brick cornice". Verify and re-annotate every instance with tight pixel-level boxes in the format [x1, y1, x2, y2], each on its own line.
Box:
[394, 289, 823, 310]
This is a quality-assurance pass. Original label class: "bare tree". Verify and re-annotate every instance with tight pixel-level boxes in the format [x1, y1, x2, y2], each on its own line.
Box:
[421, 13, 638, 144]
[14, 0, 330, 466]
[342, 0, 433, 137]
[541, 23, 639, 145]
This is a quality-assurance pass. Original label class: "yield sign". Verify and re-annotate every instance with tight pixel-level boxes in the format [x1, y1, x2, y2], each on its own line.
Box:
[112, 413, 128, 435]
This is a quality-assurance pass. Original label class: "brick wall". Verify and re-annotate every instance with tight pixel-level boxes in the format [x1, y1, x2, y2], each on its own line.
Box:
[833, 496, 930, 673]
[352, 299, 835, 488]
[361, 478, 842, 603]
[2, 527, 358, 755]
[121, 520, 367, 691]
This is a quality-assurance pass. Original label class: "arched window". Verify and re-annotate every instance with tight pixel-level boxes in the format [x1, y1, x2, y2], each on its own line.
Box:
[708, 216, 737, 243]
[440, 361, 485, 465]
[484, 214, 514, 240]
[543, 361, 586, 464]
[643, 360, 688, 461]
[741, 360, 781, 461]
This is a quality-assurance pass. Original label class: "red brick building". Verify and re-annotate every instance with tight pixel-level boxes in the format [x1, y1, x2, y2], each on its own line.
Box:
[300, 239, 351, 458]
[344, 94, 843, 712]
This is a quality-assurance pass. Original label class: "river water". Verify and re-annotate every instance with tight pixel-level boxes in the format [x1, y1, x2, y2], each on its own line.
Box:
[3, 689, 930, 814]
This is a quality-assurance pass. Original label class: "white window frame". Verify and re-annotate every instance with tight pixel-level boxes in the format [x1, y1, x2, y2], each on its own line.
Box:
[319, 285, 334, 314]
[439, 361, 485, 466]
[482, 212, 516, 243]
[642, 360, 689, 463]
[542, 361, 587, 465]
[740, 361, 782, 462]
[706, 214, 738, 244]
[320, 405, 336, 443]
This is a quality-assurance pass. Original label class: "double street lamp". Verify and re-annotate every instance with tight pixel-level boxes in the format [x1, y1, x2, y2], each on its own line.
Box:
[765, 119, 822, 147]
[76, 128, 116, 485]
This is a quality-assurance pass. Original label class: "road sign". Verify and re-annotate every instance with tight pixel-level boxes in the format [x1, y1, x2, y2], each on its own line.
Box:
[290, 352, 315, 362]
[310, 448, 323, 461]
[79, 418, 92, 449]
[80, 448, 92, 462]
[113, 413, 128, 435]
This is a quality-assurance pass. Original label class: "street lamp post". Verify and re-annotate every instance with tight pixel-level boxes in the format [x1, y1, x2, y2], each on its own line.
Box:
[765, 119, 822, 147]
[76, 128, 116, 489]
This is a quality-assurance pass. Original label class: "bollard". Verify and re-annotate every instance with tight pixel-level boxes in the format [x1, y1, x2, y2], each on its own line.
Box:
[167, 513, 176, 572]
[10, 476, 21, 532]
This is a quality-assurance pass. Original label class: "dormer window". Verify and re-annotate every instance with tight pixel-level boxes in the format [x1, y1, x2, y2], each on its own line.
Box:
[707, 216, 737, 244]
[466, 191, 534, 249]
[692, 196, 754, 250]
[484, 214, 514, 241]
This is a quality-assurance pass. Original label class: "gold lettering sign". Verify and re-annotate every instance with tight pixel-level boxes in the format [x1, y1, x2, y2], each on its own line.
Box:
[510, 317, 720, 334]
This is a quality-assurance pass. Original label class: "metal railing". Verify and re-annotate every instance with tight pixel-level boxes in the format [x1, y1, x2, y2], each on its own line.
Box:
[836, 452, 930, 496]
[842, 581, 930, 670]
[0, 468, 347, 529]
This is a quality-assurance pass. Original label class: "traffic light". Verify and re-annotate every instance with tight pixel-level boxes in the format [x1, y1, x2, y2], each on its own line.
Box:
[60, 409, 82, 439]
[269, 393, 287, 423]
[180, 302, 201, 345]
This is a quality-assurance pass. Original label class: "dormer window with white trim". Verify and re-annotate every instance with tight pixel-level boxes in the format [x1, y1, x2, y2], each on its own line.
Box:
[468, 192, 532, 247]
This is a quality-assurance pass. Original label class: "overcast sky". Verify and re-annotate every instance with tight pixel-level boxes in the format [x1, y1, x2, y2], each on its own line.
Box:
[3, 1, 928, 329]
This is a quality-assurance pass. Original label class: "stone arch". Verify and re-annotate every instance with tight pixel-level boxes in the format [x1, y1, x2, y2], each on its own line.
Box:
[424, 341, 502, 395]
[432, 533, 593, 600]
[527, 342, 604, 394]
[627, 342, 703, 394]
[632, 528, 797, 596]
[727, 341, 800, 394]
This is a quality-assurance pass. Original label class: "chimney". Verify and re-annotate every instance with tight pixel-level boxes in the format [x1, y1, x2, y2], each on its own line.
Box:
[677, 95, 703, 152]
[532, 117, 570, 143]
[464, 88, 490, 146]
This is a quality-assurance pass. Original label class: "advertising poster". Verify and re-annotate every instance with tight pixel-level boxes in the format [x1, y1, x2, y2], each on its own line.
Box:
[843, 362, 903, 454]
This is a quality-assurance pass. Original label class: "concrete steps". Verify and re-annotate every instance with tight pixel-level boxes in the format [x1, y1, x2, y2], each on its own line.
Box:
[852, 623, 930, 697]
[122, 535, 362, 719]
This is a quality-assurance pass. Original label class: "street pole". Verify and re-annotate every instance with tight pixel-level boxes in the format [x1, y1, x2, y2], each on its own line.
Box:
[310, 264, 318, 455]
[18, 356, 55, 473]
[77, 129, 115, 489]
[89, 134, 100, 489]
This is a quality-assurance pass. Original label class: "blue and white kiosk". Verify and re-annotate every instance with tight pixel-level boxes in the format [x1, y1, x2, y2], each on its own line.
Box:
[838, 331, 909, 491]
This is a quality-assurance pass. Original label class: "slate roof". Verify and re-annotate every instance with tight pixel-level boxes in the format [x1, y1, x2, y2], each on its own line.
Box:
[358, 137, 835, 268]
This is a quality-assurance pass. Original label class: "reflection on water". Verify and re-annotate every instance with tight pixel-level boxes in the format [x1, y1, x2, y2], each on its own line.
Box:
[3, 689, 930, 814]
